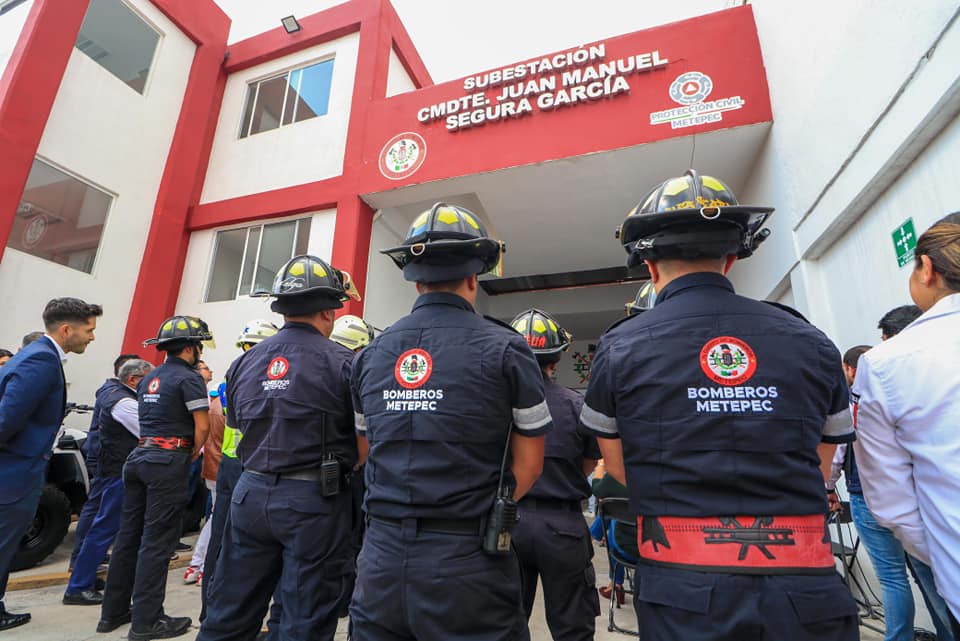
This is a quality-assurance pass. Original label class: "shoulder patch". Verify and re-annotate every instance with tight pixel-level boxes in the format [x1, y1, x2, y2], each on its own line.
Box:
[483, 315, 518, 332]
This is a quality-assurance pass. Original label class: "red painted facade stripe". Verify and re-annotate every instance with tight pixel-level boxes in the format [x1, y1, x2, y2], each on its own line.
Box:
[224, 0, 377, 74]
[0, 0, 90, 263]
[188, 176, 345, 230]
[120, 1, 230, 354]
[332, 196, 374, 319]
[382, 0, 432, 89]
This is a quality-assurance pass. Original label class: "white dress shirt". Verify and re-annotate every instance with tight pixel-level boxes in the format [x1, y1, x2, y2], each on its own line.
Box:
[111, 395, 140, 438]
[852, 293, 960, 620]
[43, 334, 67, 363]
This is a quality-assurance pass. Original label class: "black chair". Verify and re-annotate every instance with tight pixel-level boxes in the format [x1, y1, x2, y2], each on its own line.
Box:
[829, 501, 884, 635]
[597, 498, 640, 637]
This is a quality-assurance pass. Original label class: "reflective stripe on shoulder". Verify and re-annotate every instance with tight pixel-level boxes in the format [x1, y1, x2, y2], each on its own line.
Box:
[823, 408, 853, 438]
[580, 403, 617, 435]
[512, 400, 551, 431]
[354, 411, 367, 433]
[185, 398, 209, 412]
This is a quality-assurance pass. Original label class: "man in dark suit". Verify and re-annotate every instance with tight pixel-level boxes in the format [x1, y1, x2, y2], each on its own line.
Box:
[0, 297, 102, 631]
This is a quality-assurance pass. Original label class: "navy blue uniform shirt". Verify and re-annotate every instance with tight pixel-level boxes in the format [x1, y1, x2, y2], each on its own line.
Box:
[580, 272, 854, 517]
[139, 356, 208, 439]
[526, 377, 600, 502]
[352, 292, 552, 520]
[226, 322, 357, 474]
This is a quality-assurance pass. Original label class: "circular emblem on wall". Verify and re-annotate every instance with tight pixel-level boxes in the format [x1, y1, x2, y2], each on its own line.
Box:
[669, 71, 714, 105]
[147, 378, 161, 394]
[266, 357, 290, 380]
[394, 348, 433, 389]
[699, 336, 757, 386]
[379, 132, 427, 180]
[22, 214, 48, 249]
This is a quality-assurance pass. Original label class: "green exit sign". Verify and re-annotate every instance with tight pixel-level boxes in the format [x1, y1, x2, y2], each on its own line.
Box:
[892, 218, 917, 268]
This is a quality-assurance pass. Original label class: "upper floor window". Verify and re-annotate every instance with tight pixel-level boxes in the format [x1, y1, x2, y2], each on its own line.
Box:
[239, 59, 335, 139]
[75, 0, 160, 94]
[8, 159, 113, 274]
[205, 218, 312, 302]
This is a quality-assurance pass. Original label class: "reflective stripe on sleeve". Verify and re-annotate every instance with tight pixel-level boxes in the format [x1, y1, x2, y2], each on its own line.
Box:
[512, 400, 551, 432]
[354, 411, 367, 433]
[580, 403, 618, 435]
[823, 408, 853, 438]
[185, 398, 210, 412]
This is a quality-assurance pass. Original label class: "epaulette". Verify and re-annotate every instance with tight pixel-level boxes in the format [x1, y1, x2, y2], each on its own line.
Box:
[483, 315, 517, 332]
[601, 311, 644, 335]
[763, 301, 810, 324]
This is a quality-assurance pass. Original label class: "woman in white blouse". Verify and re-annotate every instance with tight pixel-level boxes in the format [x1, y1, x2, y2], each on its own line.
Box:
[852, 212, 960, 637]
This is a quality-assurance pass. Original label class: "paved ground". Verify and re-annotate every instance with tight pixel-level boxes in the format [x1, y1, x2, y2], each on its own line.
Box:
[5, 520, 884, 641]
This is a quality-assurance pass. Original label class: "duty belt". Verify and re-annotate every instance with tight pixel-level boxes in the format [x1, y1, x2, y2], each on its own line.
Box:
[519, 498, 582, 512]
[138, 436, 193, 452]
[371, 515, 484, 536]
[248, 469, 328, 482]
[636, 514, 835, 575]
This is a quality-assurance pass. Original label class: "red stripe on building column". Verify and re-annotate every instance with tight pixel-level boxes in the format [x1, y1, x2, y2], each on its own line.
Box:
[332, 196, 374, 318]
[0, 0, 90, 262]
[120, 4, 229, 354]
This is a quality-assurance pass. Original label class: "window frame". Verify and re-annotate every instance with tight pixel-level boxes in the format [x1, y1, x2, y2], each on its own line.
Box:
[74, 0, 164, 97]
[204, 215, 313, 303]
[238, 55, 335, 139]
[12, 155, 117, 278]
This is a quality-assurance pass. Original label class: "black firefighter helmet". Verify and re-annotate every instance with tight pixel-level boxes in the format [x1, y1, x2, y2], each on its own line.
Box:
[510, 308, 572, 365]
[616, 169, 773, 266]
[381, 203, 504, 283]
[144, 315, 214, 352]
[259, 255, 361, 315]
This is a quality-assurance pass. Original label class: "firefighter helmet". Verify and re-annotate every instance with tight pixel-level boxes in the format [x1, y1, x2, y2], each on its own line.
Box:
[235, 319, 279, 349]
[625, 282, 657, 316]
[260, 255, 361, 315]
[381, 203, 505, 283]
[510, 309, 571, 365]
[616, 169, 773, 265]
[330, 315, 375, 351]
[144, 315, 214, 351]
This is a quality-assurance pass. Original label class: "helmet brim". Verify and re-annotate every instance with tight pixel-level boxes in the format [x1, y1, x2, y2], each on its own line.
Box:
[620, 206, 773, 248]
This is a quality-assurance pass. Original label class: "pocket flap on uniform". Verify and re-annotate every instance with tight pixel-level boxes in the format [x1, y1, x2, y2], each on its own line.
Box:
[635, 572, 712, 614]
[231, 487, 248, 505]
[287, 495, 332, 515]
[787, 583, 859, 623]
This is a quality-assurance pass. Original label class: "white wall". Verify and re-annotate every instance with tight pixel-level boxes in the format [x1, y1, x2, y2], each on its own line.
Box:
[731, 0, 960, 301]
[0, 0, 32, 78]
[0, 0, 195, 406]
[174, 209, 337, 386]
[385, 46, 415, 97]
[362, 211, 420, 333]
[816, 112, 960, 353]
[199, 32, 359, 204]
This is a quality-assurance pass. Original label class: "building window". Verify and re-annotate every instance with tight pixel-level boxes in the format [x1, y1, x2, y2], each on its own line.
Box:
[205, 218, 312, 302]
[75, 0, 160, 94]
[239, 59, 335, 138]
[8, 159, 113, 274]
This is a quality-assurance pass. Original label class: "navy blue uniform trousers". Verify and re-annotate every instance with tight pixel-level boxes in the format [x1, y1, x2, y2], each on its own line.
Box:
[71, 474, 105, 567]
[101, 449, 191, 629]
[67, 476, 124, 593]
[198, 471, 353, 641]
[0, 481, 42, 606]
[631, 563, 859, 641]
[200, 454, 241, 622]
[513, 505, 600, 641]
[350, 519, 526, 641]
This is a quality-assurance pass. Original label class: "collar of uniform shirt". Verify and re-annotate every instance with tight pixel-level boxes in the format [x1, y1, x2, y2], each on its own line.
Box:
[412, 292, 475, 313]
[655, 271, 734, 304]
[282, 321, 323, 334]
[43, 334, 68, 363]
